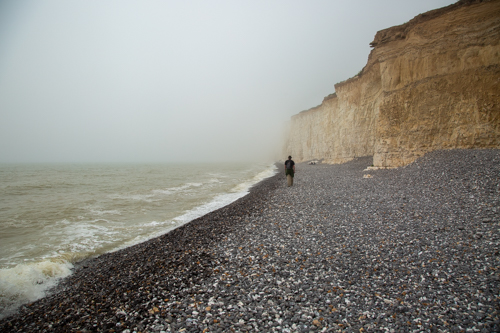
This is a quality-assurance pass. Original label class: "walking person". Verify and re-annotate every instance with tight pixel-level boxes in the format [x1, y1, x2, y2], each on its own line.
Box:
[284, 156, 295, 187]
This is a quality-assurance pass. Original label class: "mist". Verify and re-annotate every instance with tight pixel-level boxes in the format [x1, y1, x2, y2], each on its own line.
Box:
[0, 0, 456, 163]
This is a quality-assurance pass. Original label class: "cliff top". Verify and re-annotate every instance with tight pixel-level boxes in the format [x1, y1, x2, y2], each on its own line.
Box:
[369, 0, 486, 48]
[334, 0, 490, 90]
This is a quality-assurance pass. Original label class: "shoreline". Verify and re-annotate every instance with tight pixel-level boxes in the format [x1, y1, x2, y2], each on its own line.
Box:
[0, 164, 284, 324]
[0, 162, 278, 320]
[69, 164, 282, 273]
[71, 164, 280, 272]
[1, 149, 499, 332]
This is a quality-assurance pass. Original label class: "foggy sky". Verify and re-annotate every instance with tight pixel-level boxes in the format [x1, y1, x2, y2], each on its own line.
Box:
[0, 0, 456, 163]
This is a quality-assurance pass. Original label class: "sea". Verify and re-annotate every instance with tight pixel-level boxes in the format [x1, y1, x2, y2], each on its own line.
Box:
[0, 162, 277, 318]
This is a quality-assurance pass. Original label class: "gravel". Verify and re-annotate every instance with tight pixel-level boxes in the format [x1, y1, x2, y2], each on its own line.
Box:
[1, 149, 499, 333]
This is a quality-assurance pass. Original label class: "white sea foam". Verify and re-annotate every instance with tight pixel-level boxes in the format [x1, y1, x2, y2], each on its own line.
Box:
[89, 209, 121, 216]
[174, 163, 277, 224]
[127, 194, 157, 202]
[51, 219, 121, 256]
[0, 260, 73, 319]
[153, 182, 203, 195]
[172, 192, 247, 225]
[112, 163, 277, 250]
[141, 220, 171, 227]
[230, 165, 277, 193]
[0, 162, 278, 319]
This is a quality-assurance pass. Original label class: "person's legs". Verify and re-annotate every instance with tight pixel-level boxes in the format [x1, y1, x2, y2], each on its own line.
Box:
[286, 169, 294, 186]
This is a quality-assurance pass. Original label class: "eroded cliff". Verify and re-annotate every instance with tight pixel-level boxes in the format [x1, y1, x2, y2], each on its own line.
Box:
[285, 0, 500, 167]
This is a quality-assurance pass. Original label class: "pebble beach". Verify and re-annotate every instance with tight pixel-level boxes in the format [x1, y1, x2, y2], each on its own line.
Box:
[1, 149, 499, 333]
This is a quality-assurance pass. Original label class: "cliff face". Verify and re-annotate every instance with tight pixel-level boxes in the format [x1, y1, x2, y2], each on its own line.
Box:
[285, 0, 500, 167]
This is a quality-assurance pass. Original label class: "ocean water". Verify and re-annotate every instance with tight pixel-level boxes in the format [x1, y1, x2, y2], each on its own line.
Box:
[0, 162, 277, 318]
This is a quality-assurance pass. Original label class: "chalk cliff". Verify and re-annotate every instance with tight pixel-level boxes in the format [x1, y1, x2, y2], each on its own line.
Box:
[284, 0, 500, 167]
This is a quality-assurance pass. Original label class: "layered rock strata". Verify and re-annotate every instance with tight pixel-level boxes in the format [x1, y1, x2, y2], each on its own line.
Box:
[285, 0, 500, 167]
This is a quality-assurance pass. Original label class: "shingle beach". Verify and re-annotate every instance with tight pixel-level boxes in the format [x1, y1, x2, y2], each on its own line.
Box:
[1, 149, 499, 333]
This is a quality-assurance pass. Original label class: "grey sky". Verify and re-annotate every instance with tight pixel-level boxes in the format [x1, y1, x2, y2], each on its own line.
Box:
[0, 0, 456, 163]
